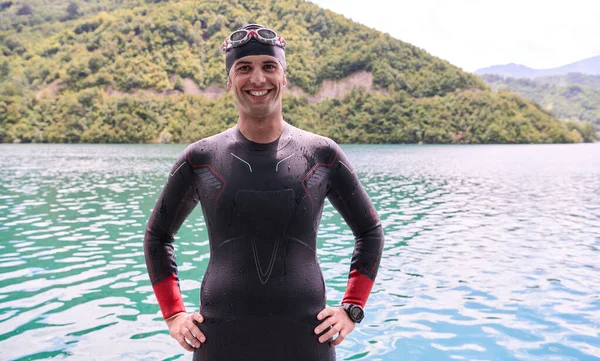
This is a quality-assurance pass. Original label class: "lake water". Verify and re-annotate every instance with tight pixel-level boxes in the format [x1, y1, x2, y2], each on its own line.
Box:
[0, 143, 599, 361]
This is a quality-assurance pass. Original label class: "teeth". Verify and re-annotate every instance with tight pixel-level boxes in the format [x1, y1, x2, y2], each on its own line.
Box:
[249, 90, 269, 97]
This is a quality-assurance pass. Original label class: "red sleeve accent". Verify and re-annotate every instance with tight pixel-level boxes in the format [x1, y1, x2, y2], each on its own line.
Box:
[152, 273, 186, 319]
[341, 269, 374, 308]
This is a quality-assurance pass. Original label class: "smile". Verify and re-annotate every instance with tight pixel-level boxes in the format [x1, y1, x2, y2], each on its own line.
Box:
[245, 89, 272, 97]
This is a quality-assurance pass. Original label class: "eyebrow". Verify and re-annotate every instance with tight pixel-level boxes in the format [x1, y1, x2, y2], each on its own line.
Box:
[235, 60, 278, 66]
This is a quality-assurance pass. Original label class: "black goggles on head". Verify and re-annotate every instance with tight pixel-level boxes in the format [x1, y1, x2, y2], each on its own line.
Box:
[221, 26, 286, 53]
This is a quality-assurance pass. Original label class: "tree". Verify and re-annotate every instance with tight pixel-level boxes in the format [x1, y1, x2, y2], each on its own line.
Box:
[0, 2, 13, 11]
[66, 2, 80, 19]
[0, 60, 9, 80]
[16, 4, 32, 15]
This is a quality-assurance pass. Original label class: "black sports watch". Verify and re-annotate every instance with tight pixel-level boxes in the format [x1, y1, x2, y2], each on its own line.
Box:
[340, 303, 364, 323]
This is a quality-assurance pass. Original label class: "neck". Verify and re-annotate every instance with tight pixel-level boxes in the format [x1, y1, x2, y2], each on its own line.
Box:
[237, 110, 285, 144]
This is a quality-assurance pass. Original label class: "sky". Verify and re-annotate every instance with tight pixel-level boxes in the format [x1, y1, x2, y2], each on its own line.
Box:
[308, 0, 600, 73]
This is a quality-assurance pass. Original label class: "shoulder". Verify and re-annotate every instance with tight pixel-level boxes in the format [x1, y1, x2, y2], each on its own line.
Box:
[288, 124, 341, 161]
[184, 126, 235, 167]
[291, 126, 354, 174]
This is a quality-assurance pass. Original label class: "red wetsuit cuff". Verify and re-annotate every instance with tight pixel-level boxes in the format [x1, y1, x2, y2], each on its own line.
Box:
[152, 273, 186, 319]
[341, 269, 374, 308]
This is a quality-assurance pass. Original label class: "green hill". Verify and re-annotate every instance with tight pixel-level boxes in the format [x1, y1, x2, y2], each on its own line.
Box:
[0, 0, 591, 143]
[480, 73, 599, 141]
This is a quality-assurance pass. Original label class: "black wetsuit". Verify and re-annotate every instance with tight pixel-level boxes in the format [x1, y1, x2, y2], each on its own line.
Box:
[144, 122, 384, 361]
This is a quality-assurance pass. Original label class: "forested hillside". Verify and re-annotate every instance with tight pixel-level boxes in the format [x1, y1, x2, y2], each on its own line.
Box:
[0, 0, 591, 143]
[481, 73, 599, 141]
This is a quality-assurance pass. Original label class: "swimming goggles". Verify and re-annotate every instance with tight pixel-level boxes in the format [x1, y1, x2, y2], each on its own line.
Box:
[221, 26, 286, 53]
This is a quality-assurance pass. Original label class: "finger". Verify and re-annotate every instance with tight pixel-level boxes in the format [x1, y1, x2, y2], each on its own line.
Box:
[186, 322, 207, 343]
[316, 307, 333, 321]
[193, 312, 204, 323]
[330, 328, 347, 346]
[183, 327, 202, 348]
[314, 317, 333, 335]
[318, 324, 339, 343]
[176, 335, 195, 352]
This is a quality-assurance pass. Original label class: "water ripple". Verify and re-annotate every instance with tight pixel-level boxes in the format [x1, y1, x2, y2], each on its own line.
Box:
[0, 143, 599, 360]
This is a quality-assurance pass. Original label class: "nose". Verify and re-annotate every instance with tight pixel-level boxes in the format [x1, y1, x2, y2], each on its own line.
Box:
[249, 67, 266, 85]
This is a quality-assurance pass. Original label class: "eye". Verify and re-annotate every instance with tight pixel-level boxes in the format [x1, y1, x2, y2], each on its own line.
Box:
[264, 64, 277, 71]
[237, 65, 251, 72]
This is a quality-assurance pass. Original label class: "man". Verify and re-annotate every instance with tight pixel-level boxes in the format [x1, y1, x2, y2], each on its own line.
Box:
[144, 24, 384, 361]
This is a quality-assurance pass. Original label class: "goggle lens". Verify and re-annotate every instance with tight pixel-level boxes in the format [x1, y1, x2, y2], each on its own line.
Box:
[230, 30, 247, 42]
[257, 29, 276, 39]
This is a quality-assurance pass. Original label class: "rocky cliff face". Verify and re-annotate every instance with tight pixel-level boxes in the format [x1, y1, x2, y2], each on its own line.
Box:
[37, 71, 384, 103]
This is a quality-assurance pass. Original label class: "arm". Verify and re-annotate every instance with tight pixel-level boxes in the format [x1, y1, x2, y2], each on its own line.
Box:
[326, 142, 384, 309]
[143, 147, 200, 320]
[314, 142, 384, 346]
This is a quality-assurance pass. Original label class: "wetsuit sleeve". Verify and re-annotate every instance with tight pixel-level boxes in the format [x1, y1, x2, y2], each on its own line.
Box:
[326, 142, 384, 309]
[143, 148, 199, 319]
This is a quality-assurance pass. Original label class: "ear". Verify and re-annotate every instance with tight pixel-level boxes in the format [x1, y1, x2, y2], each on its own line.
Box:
[282, 72, 287, 87]
[227, 76, 232, 89]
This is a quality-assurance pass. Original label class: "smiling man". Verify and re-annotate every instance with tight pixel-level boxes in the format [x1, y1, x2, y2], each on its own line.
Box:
[144, 24, 384, 361]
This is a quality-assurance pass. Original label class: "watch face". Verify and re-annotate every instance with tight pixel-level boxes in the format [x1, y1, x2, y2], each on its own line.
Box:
[350, 306, 364, 320]
[342, 304, 364, 322]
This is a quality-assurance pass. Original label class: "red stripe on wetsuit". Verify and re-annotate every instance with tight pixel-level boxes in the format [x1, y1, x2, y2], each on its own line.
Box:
[153, 274, 186, 319]
[341, 269, 374, 308]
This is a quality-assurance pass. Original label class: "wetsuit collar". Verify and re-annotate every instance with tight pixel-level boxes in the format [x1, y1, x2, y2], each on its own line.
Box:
[233, 121, 293, 152]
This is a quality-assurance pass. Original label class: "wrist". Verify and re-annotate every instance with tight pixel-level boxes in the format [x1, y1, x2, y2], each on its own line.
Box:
[165, 311, 186, 322]
[340, 303, 365, 323]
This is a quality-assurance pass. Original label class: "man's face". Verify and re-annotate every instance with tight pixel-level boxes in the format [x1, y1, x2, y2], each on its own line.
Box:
[227, 54, 287, 118]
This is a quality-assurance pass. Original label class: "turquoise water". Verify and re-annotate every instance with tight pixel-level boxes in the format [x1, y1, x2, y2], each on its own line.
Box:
[0, 143, 599, 361]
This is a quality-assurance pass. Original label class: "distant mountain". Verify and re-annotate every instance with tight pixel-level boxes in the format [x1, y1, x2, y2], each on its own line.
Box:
[475, 55, 600, 79]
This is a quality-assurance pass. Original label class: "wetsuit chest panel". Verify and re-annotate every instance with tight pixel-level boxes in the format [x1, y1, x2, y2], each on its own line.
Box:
[234, 188, 295, 235]
[206, 146, 330, 234]
[233, 188, 295, 284]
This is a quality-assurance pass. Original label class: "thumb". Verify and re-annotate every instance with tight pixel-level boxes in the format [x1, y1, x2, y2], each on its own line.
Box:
[194, 312, 204, 323]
